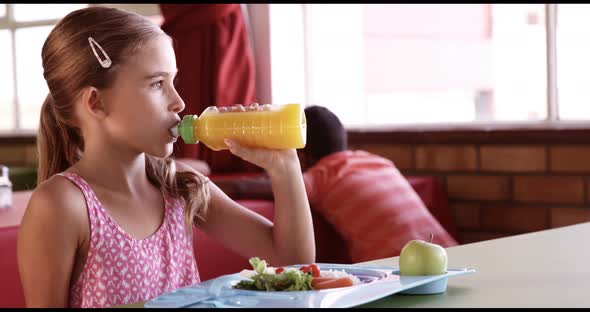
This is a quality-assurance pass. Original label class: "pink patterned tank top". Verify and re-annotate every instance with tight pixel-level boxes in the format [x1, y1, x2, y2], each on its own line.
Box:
[56, 172, 200, 308]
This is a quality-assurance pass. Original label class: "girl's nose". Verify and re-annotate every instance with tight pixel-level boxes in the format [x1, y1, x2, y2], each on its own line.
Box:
[169, 90, 185, 113]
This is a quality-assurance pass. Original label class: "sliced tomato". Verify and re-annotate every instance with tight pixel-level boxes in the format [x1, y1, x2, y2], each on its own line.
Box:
[275, 267, 285, 274]
[299, 265, 311, 276]
[309, 264, 320, 277]
[300, 264, 320, 277]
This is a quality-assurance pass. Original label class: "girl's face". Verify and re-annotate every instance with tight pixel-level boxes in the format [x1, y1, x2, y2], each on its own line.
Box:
[99, 36, 184, 158]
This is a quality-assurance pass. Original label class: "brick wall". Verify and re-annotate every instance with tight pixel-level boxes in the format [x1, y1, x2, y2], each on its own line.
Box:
[4, 129, 590, 245]
[349, 129, 590, 244]
[0, 142, 38, 167]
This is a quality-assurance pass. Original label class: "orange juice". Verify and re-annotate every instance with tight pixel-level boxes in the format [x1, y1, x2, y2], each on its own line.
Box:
[172, 103, 307, 151]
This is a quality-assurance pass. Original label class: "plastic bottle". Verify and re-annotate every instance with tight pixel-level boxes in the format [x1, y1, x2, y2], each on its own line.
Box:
[171, 103, 307, 151]
[0, 165, 12, 209]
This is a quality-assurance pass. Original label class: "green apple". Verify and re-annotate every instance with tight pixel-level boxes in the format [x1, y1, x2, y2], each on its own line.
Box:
[399, 233, 448, 276]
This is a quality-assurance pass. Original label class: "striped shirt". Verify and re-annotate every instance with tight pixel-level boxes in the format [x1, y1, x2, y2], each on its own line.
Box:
[303, 150, 458, 263]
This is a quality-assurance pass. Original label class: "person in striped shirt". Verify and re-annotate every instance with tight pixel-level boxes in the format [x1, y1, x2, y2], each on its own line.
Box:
[215, 105, 458, 263]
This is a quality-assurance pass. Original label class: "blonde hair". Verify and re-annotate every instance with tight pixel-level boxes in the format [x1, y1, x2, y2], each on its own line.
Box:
[37, 6, 210, 226]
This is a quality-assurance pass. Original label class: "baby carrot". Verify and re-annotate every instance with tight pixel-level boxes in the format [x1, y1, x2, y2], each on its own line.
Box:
[311, 277, 354, 290]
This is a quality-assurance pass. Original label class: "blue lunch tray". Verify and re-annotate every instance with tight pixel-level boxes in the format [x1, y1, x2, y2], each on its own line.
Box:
[145, 263, 476, 308]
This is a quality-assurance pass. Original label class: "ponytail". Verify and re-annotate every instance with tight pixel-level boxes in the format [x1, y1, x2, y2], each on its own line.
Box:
[37, 93, 84, 184]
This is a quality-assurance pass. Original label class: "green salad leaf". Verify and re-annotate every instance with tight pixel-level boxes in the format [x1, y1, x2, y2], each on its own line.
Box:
[234, 257, 314, 291]
[250, 257, 267, 275]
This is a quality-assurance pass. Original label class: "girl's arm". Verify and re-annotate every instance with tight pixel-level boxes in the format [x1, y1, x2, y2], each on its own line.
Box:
[17, 177, 86, 307]
[188, 140, 315, 266]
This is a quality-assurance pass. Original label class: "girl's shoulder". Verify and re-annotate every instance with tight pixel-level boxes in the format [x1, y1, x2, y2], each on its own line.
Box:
[175, 160, 210, 184]
[33, 173, 86, 203]
[23, 173, 89, 230]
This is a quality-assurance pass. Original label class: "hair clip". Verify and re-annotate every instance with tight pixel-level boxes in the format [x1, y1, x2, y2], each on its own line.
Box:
[88, 37, 112, 69]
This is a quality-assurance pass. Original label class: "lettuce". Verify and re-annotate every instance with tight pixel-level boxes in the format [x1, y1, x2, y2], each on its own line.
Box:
[234, 257, 314, 291]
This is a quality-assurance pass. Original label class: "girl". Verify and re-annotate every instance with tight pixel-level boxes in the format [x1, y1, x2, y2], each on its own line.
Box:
[17, 6, 314, 308]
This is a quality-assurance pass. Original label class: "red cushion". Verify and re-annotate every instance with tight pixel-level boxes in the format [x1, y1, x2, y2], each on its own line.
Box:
[406, 176, 459, 241]
[0, 226, 25, 308]
[193, 199, 352, 281]
[311, 209, 350, 264]
[193, 200, 274, 281]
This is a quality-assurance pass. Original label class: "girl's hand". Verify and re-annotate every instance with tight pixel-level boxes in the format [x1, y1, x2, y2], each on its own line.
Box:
[224, 139, 300, 176]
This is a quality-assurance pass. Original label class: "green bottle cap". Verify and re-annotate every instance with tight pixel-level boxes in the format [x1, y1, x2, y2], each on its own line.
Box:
[178, 115, 198, 144]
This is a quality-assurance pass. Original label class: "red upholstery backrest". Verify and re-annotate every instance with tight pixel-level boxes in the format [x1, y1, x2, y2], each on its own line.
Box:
[193, 199, 351, 281]
[193, 200, 272, 281]
[310, 209, 350, 264]
[0, 226, 25, 308]
[406, 176, 459, 241]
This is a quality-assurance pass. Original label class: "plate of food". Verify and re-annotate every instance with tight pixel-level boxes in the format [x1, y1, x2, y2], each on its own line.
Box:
[145, 257, 475, 308]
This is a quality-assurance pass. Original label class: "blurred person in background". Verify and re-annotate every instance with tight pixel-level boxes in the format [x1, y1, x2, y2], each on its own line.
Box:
[215, 105, 459, 263]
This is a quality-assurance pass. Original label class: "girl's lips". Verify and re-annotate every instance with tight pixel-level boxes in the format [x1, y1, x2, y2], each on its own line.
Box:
[169, 123, 179, 138]
[167, 131, 178, 143]
[167, 124, 179, 143]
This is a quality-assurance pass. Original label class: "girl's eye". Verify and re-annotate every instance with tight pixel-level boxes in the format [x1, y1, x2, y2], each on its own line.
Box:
[173, 76, 179, 87]
[151, 80, 163, 90]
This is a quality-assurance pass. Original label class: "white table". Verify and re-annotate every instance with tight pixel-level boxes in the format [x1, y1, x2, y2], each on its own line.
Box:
[120, 222, 590, 308]
[358, 222, 590, 308]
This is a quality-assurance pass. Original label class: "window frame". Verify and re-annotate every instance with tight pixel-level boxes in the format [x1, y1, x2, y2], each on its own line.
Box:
[545, 3, 558, 122]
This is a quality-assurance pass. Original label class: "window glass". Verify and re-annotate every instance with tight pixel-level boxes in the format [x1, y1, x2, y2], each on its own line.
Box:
[16, 26, 53, 130]
[269, 4, 306, 106]
[362, 4, 547, 125]
[273, 4, 548, 127]
[13, 4, 87, 22]
[0, 30, 14, 131]
[556, 4, 590, 120]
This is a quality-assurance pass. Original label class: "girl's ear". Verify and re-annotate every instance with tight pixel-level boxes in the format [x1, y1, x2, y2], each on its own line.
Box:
[81, 86, 107, 119]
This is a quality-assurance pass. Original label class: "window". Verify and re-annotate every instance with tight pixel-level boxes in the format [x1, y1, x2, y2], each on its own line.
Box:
[0, 30, 13, 131]
[0, 4, 87, 134]
[268, 4, 578, 128]
[556, 4, 590, 120]
[0, 4, 161, 134]
[15, 25, 55, 130]
[268, 4, 306, 107]
[13, 4, 87, 22]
